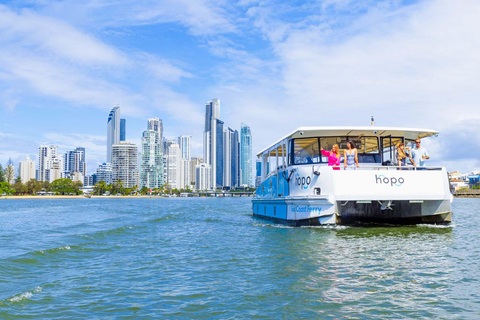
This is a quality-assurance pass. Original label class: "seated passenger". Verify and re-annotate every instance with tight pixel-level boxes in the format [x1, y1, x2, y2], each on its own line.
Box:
[396, 142, 415, 167]
[321, 144, 341, 170]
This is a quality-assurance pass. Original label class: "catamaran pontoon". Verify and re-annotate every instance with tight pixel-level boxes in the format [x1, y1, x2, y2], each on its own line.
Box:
[252, 127, 453, 225]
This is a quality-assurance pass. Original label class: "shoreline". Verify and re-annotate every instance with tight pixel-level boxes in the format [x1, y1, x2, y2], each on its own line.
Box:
[0, 195, 252, 199]
[0, 195, 173, 199]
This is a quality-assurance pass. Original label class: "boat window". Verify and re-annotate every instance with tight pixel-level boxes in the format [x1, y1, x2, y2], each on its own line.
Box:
[382, 137, 403, 165]
[356, 137, 381, 163]
[320, 137, 343, 163]
[292, 138, 321, 164]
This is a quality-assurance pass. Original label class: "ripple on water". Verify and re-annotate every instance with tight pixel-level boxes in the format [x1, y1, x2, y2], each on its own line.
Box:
[0, 197, 478, 319]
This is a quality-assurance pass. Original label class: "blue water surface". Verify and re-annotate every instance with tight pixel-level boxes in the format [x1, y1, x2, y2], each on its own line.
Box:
[0, 197, 479, 319]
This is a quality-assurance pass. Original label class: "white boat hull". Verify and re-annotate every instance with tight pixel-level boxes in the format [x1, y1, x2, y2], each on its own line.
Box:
[252, 166, 453, 226]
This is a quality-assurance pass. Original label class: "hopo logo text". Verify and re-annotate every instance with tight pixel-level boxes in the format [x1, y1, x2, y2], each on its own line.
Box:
[375, 174, 404, 187]
[295, 174, 311, 189]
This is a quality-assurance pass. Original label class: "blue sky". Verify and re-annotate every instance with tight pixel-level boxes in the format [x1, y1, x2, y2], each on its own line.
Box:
[1, 0, 480, 174]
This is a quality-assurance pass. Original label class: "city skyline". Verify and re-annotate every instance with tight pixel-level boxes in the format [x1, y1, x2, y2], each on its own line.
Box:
[2, 1, 480, 174]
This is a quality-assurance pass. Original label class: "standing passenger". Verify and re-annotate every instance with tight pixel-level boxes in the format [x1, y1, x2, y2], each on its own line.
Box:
[411, 138, 430, 167]
[321, 145, 341, 170]
[344, 141, 359, 170]
[396, 143, 415, 167]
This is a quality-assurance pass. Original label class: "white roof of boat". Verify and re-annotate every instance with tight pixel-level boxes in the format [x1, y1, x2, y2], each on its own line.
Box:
[257, 126, 439, 156]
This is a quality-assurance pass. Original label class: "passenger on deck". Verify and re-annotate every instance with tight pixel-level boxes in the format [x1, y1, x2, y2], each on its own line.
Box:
[396, 142, 415, 167]
[411, 138, 430, 167]
[321, 144, 341, 170]
[344, 141, 359, 170]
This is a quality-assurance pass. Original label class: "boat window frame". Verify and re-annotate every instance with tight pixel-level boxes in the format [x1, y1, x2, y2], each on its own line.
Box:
[289, 136, 382, 166]
[290, 137, 322, 165]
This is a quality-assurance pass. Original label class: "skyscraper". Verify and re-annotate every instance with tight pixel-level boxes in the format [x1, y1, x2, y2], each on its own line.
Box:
[64, 147, 86, 177]
[195, 163, 212, 190]
[140, 130, 163, 189]
[215, 119, 224, 188]
[37, 145, 64, 182]
[204, 99, 222, 189]
[112, 141, 139, 188]
[178, 135, 191, 189]
[95, 163, 113, 185]
[223, 127, 240, 189]
[233, 129, 240, 188]
[178, 135, 191, 160]
[120, 118, 126, 142]
[241, 123, 253, 187]
[147, 118, 163, 152]
[18, 157, 36, 183]
[189, 157, 203, 187]
[107, 106, 121, 163]
[167, 143, 180, 189]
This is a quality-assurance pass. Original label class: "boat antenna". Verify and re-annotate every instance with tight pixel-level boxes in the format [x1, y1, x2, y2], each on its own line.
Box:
[371, 116, 375, 126]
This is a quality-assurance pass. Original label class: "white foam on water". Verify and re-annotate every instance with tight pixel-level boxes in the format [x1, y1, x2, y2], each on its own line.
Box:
[416, 223, 455, 229]
[60, 245, 71, 250]
[303, 225, 350, 230]
[9, 286, 42, 302]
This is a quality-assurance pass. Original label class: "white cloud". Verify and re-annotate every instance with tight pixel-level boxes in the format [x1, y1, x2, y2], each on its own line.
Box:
[0, 3, 195, 119]
[0, 5, 126, 65]
[210, 0, 480, 173]
[27, 0, 236, 36]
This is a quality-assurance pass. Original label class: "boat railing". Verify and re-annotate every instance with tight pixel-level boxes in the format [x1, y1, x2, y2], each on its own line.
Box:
[353, 166, 443, 171]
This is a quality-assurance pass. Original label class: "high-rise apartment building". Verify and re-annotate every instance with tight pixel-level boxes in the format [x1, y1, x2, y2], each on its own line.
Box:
[222, 127, 240, 189]
[64, 147, 86, 177]
[204, 99, 223, 189]
[178, 135, 191, 189]
[178, 135, 191, 160]
[179, 159, 190, 189]
[107, 106, 121, 163]
[241, 123, 253, 187]
[215, 119, 224, 188]
[112, 142, 139, 188]
[37, 145, 64, 183]
[95, 162, 113, 185]
[195, 163, 212, 190]
[120, 118, 126, 142]
[189, 157, 203, 187]
[140, 130, 163, 189]
[166, 143, 180, 189]
[147, 118, 163, 152]
[18, 157, 36, 183]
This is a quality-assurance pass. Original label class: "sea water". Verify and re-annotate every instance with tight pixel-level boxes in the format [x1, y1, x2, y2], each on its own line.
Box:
[0, 197, 479, 319]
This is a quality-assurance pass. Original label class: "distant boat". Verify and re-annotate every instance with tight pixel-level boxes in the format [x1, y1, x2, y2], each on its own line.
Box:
[253, 126, 453, 226]
[84, 194, 92, 198]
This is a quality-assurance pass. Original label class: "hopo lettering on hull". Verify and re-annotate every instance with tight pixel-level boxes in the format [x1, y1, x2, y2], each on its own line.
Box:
[375, 174, 404, 187]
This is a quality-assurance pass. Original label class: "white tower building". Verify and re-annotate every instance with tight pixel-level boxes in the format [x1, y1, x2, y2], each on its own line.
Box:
[107, 106, 121, 163]
[178, 135, 191, 160]
[37, 145, 64, 182]
[167, 143, 181, 189]
[112, 141, 138, 188]
[195, 163, 212, 190]
[18, 157, 36, 183]
[203, 98, 222, 189]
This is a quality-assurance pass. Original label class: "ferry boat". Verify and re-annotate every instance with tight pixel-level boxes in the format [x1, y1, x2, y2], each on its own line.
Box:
[252, 127, 453, 225]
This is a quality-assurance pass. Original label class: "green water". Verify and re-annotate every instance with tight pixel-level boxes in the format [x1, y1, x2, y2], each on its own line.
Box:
[0, 197, 478, 319]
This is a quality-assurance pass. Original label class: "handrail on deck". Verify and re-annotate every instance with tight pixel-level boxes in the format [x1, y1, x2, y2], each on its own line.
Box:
[354, 166, 443, 171]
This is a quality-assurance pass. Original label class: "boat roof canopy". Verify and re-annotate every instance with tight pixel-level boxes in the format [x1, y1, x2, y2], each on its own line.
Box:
[257, 126, 439, 156]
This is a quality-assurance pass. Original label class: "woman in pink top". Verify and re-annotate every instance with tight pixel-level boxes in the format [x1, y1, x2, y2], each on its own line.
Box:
[321, 144, 341, 170]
